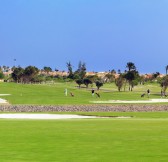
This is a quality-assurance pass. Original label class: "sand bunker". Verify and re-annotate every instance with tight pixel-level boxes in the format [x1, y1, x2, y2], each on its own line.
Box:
[0, 114, 131, 119]
[91, 99, 168, 104]
[0, 98, 8, 104]
[0, 94, 10, 104]
[0, 94, 11, 96]
[0, 114, 98, 119]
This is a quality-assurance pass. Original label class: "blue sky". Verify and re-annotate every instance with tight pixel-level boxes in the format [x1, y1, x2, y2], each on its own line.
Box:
[0, 0, 168, 73]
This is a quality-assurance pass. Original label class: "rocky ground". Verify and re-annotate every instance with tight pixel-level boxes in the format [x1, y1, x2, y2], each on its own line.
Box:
[0, 104, 168, 112]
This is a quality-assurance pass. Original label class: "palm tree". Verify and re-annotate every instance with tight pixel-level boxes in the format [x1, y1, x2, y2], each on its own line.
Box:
[125, 62, 138, 91]
[126, 62, 136, 71]
[66, 62, 74, 79]
[166, 65, 168, 75]
[124, 71, 136, 91]
[75, 61, 86, 79]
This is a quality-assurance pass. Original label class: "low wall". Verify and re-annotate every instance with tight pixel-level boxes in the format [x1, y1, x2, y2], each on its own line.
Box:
[0, 105, 168, 112]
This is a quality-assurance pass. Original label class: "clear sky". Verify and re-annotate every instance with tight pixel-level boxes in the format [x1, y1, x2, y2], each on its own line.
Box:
[0, 0, 168, 73]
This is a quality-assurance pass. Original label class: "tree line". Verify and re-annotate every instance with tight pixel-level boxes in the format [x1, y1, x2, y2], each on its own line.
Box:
[66, 61, 168, 93]
[0, 62, 168, 94]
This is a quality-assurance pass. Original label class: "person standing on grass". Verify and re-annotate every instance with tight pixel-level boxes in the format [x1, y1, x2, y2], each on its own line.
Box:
[147, 89, 150, 98]
[161, 90, 163, 98]
[64, 88, 68, 96]
[91, 89, 95, 97]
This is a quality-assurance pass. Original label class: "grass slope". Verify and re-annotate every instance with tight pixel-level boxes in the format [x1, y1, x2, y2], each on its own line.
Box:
[0, 82, 163, 105]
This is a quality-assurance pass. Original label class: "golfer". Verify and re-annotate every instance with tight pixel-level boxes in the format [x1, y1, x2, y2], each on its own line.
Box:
[64, 88, 68, 96]
[91, 89, 95, 96]
[147, 89, 150, 98]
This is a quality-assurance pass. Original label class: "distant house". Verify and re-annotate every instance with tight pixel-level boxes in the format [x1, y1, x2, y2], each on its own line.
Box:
[85, 72, 96, 76]
[3, 69, 13, 76]
[39, 70, 68, 77]
[158, 74, 165, 78]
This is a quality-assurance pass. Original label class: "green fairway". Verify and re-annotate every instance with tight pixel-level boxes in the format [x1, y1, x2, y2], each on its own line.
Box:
[0, 114, 168, 162]
[0, 82, 164, 105]
[0, 82, 168, 161]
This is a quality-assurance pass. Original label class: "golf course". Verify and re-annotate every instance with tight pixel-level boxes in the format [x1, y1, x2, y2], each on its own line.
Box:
[0, 81, 166, 105]
[1, 0, 168, 161]
[0, 82, 168, 161]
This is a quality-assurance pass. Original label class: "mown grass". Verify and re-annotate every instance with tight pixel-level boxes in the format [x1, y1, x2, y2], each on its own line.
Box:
[0, 82, 168, 161]
[0, 82, 163, 105]
[0, 116, 168, 162]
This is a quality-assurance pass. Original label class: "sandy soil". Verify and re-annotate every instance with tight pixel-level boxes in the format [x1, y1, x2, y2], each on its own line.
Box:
[0, 94, 11, 96]
[0, 98, 8, 104]
[0, 114, 132, 119]
[0, 114, 98, 119]
[91, 99, 168, 104]
[0, 94, 10, 104]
